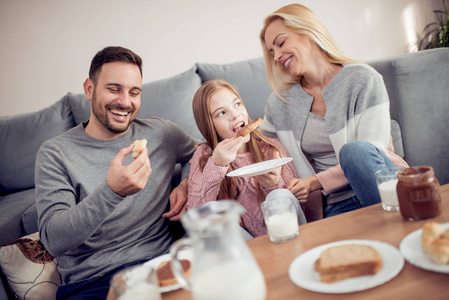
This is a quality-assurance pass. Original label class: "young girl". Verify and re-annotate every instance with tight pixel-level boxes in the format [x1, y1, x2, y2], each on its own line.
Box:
[187, 79, 299, 238]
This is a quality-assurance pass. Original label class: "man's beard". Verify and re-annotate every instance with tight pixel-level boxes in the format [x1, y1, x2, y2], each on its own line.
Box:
[91, 89, 136, 134]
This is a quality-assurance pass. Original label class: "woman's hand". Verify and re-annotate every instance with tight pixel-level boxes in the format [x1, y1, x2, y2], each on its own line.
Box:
[254, 151, 282, 188]
[211, 137, 245, 167]
[286, 176, 321, 202]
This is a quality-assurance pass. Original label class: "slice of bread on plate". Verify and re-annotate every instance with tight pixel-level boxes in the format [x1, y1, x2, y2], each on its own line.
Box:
[156, 259, 191, 287]
[314, 244, 383, 283]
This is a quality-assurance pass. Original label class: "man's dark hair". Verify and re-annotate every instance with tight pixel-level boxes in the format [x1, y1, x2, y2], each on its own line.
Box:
[89, 46, 143, 84]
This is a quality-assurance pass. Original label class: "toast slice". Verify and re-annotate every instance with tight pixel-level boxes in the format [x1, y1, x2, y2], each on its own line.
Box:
[156, 259, 191, 287]
[314, 244, 383, 283]
[235, 118, 263, 138]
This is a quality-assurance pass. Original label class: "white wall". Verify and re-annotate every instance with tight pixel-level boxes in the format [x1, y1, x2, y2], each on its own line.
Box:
[0, 0, 444, 116]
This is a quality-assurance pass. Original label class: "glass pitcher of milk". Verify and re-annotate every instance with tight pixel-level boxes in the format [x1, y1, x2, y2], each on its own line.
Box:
[169, 200, 266, 300]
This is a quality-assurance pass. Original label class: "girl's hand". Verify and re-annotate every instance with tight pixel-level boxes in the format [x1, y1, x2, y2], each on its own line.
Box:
[254, 151, 282, 188]
[211, 136, 245, 167]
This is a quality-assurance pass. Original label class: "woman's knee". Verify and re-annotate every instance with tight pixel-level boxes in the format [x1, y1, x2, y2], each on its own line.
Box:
[339, 140, 375, 165]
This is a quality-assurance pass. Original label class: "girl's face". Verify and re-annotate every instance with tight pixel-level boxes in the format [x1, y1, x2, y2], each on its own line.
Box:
[264, 19, 313, 76]
[209, 87, 250, 143]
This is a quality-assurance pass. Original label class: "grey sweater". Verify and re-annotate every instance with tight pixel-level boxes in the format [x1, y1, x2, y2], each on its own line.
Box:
[260, 64, 407, 198]
[35, 118, 195, 284]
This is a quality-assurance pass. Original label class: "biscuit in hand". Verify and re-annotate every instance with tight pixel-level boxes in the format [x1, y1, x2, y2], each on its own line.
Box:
[132, 139, 147, 159]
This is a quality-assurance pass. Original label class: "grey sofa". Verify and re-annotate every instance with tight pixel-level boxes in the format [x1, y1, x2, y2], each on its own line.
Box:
[1, 48, 448, 299]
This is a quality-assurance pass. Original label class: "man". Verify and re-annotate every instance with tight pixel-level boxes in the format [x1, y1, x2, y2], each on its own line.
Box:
[35, 46, 195, 299]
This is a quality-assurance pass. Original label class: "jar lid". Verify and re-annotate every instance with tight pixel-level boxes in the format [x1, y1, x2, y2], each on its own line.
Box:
[397, 166, 434, 180]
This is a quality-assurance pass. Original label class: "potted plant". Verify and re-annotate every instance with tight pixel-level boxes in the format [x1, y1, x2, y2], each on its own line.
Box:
[417, 0, 449, 50]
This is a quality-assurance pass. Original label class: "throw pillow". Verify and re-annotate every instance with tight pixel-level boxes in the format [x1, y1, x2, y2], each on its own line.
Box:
[0, 232, 61, 300]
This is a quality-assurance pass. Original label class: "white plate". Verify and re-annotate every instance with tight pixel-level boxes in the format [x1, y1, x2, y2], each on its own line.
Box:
[227, 157, 293, 177]
[399, 222, 449, 273]
[143, 249, 192, 293]
[288, 240, 404, 294]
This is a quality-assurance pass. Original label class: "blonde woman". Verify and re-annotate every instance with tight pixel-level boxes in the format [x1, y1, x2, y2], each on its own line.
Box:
[259, 4, 408, 217]
[187, 80, 302, 238]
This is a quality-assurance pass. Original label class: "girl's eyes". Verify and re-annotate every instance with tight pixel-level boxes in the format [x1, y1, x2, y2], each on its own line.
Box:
[217, 111, 225, 117]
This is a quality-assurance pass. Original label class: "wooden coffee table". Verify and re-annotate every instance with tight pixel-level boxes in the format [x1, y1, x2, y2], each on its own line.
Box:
[108, 184, 449, 299]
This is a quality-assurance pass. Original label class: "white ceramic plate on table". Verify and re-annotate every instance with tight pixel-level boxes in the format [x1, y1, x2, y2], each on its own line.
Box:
[289, 239, 404, 294]
[227, 157, 293, 177]
[143, 249, 192, 293]
[399, 222, 449, 273]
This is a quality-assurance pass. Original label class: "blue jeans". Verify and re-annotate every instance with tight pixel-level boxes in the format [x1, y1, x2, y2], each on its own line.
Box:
[327, 140, 398, 217]
[325, 196, 362, 218]
[56, 260, 148, 300]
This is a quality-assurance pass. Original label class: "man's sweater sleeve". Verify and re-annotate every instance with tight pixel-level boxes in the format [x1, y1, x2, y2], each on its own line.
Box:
[35, 142, 122, 256]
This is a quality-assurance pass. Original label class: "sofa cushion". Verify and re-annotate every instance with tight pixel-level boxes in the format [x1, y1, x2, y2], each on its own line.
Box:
[0, 97, 74, 195]
[196, 57, 272, 120]
[369, 48, 449, 184]
[67, 92, 90, 125]
[0, 189, 36, 246]
[0, 232, 61, 300]
[390, 119, 404, 158]
[139, 66, 203, 141]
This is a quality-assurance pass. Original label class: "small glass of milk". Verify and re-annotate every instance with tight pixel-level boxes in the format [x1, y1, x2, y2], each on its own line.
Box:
[261, 196, 299, 243]
[375, 168, 401, 212]
[110, 264, 161, 300]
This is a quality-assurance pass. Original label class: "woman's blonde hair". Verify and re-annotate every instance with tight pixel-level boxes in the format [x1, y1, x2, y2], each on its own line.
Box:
[192, 79, 283, 200]
[259, 4, 359, 100]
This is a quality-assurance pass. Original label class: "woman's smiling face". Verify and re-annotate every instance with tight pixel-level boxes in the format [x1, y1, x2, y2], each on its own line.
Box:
[264, 19, 313, 76]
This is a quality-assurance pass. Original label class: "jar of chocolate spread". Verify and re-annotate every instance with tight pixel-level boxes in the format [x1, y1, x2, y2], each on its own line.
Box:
[396, 166, 442, 221]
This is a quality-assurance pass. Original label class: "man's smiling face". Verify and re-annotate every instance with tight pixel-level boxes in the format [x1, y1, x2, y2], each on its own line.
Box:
[85, 61, 142, 140]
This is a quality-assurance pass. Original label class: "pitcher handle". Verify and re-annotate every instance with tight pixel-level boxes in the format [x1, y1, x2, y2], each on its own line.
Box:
[169, 238, 192, 290]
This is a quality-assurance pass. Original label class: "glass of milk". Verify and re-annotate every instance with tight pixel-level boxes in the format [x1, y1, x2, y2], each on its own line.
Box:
[375, 168, 400, 212]
[110, 264, 161, 300]
[261, 196, 299, 243]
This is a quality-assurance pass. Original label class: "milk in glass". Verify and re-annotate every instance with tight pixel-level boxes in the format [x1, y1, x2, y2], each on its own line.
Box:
[261, 196, 299, 243]
[378, 179, 399, 211]
[266, 211, 298, 238]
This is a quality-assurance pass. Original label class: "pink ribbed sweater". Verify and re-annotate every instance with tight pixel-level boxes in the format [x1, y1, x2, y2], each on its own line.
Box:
[187, 139, 297, 237]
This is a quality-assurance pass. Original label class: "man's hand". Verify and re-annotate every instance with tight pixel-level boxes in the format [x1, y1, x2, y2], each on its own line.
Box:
[106, 144, 152, 197]
[163, 177, 189, 221]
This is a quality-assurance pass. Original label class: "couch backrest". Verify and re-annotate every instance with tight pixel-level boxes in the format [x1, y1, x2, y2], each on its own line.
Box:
[368, 48, 449, 184]
[196, 57, 272, 120]
[0, 98, 75, 195]
[1, 49, 447, 196]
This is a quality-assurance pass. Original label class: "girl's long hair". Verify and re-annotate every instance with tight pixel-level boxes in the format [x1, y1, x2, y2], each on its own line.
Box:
[192, 79, 283, 200]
